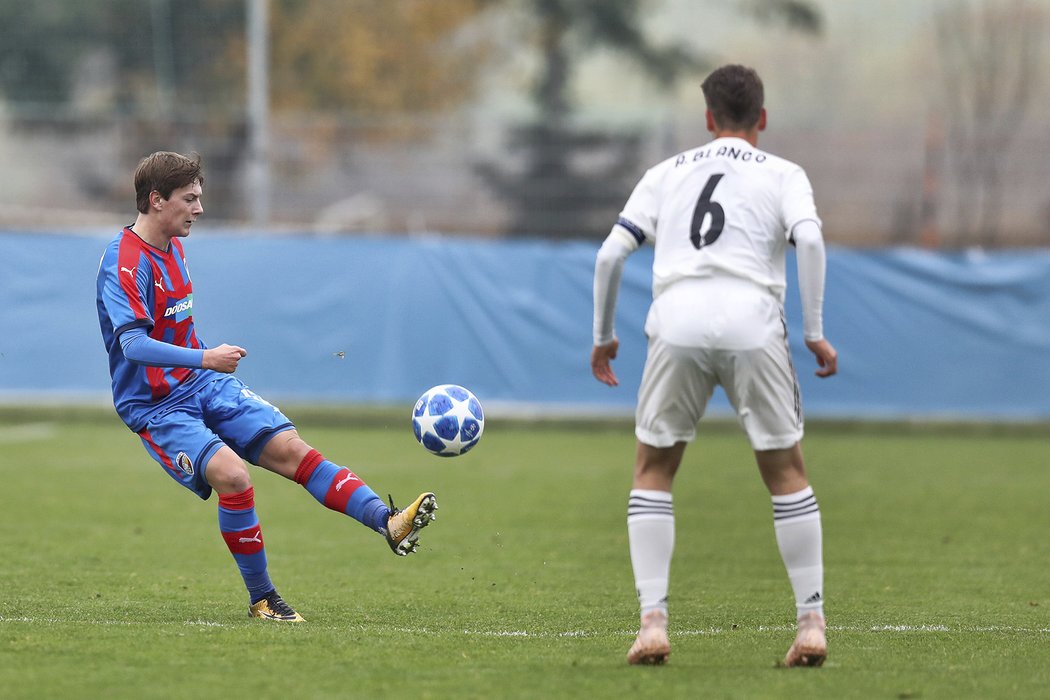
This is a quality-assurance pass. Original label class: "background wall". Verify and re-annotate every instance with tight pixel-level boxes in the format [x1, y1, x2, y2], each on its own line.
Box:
[2, 232, 1048, 420]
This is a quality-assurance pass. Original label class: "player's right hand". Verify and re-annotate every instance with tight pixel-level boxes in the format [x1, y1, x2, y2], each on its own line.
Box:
[202, 344, 247, 373]
[591, 340, 620, 387]
[805, 338, 838, 378]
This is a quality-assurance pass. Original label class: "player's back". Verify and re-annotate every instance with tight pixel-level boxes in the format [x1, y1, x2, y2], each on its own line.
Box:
[627, 136, 819, 301]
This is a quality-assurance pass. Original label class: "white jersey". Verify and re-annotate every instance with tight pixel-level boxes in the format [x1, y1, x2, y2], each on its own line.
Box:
[618, 136, 820, 302]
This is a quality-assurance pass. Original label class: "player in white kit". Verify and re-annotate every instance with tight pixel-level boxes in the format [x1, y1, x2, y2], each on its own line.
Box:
[591, 65, 838, 667]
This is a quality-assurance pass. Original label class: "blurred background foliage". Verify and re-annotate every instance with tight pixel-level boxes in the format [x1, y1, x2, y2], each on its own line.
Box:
[0, 0, 815, 113]
[0, 0, 489, 114]
[0, 0, 1046, 246]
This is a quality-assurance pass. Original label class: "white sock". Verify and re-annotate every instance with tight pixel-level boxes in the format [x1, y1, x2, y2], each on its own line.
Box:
[772, 486, 824, 619]
[627, 489, 674, 616]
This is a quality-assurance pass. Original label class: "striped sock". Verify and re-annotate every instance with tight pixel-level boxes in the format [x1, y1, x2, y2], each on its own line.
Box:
[217, 487, 274, 604]
[293, 449, 389, 533]
[772, 485, 824, 618]
[627, 489, 675, 616]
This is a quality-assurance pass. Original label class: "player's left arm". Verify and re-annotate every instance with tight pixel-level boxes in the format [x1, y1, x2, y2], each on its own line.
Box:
[791, 219, 837, 378]
[783, 166, 837, 378]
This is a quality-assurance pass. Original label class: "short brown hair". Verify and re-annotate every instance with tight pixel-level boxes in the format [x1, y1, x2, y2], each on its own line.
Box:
[700, 65, 764, 131]
[134, 151, 204, 214]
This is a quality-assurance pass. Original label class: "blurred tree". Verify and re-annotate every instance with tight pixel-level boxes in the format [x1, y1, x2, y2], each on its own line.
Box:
[268, 0, 490, 115]
[0, 0, 493, 220]
[0, 0, 248, 218]
[0, 0, 489, 116]
[0, 0, 244, 112]
[0, 0, 137, 107]
[477, 0, 821, 239]
[933, 0, 1042, 247]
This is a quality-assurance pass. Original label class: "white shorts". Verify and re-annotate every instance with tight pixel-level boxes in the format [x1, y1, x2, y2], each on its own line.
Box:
[634, 277, 803, 451]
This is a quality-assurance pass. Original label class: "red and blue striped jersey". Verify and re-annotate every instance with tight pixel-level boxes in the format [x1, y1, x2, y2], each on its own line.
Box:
[96, 227, 213, 430]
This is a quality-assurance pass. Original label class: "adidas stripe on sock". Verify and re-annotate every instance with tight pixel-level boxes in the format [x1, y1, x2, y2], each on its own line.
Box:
[771, 485, 824, 618]
[628, 489, 675, 615]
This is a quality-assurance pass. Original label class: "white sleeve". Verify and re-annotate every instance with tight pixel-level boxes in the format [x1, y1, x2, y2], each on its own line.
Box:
[618, 167, 660, 244]
[593, 225, 640, 345]
[782, 166, 821, 233]
[791, 219, 826, 341]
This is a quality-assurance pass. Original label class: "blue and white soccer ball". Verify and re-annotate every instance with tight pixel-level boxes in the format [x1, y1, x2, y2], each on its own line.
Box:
[412, 384, 485, 457]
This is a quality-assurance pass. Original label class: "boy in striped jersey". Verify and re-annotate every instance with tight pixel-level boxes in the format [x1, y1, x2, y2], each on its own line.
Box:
[96, 151, 436, 622]
[591, 66, 837, 667]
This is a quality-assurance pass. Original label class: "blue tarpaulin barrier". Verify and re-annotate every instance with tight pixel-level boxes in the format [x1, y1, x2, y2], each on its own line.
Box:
[2, 232, 1048, 420]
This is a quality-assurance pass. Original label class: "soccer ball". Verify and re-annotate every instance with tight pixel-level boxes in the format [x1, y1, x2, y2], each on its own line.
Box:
[412, 384, 485, 457]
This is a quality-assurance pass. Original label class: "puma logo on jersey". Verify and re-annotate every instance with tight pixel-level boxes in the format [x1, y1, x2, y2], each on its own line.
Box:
[335, 472, 360, 491]
[155, 280, 166, 293]
[238, 530, 263, 544]
[120, 266, 136, 276]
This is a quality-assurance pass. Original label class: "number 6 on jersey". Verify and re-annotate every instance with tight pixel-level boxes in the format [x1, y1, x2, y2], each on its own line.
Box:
[691, 173, 725, 249]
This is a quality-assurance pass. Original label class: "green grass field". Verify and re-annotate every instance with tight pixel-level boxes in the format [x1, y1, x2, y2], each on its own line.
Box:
[1, 407, 1048, 699]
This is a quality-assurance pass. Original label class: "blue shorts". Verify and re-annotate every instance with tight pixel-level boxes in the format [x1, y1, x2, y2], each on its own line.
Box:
[136, 374, 294, 500]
